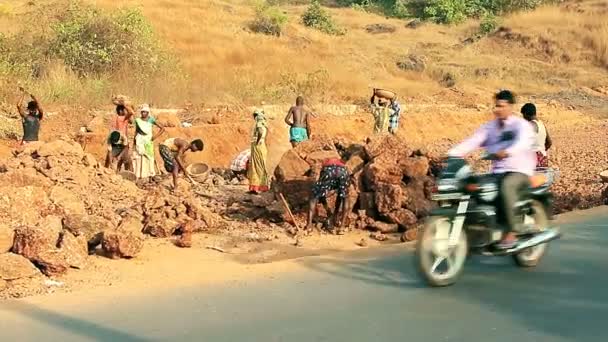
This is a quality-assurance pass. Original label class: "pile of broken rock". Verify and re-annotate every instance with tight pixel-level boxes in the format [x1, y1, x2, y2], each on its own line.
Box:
[273, 134, 439, 240]
[0, 138, 220, 289]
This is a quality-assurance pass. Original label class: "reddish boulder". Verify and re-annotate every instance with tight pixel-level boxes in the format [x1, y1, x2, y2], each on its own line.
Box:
[304, 150, 342, 176]
[58, 231, 88, 269]
[359, 192, 376, 210]
[364, 162, 402, 190]
[143, 218, 178, 238]
[0, 253, 40, 281]
[175, 232, 193, 248]
[385, 208, 417, 229]
[365, 134, 412, 161]
[12, 225, 60, 261]
[34, 250, 69, 276]
[400, 157, 430, 178]
[63, 214, 115, 249]
[274, 149, 311, 182]
[403, 179, 436, 217]
[102, 230, 144, 259]
[375, 183, 403, 214]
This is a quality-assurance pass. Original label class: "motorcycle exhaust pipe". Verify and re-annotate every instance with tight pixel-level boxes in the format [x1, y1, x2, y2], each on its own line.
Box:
[509, 228, 561, 254]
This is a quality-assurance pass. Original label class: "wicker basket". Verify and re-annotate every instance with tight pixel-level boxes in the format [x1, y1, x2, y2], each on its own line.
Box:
[373, 88, 396, 100]
[186, 163, 209, 182]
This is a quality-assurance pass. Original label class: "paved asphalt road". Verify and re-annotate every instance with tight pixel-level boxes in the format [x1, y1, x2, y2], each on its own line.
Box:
[1, 210, 607, 342]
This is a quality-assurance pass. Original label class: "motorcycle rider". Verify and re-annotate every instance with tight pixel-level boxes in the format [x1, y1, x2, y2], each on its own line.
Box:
[448, 90, 536, 249]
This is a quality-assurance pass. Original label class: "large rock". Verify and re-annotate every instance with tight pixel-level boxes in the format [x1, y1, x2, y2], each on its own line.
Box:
[0, 253, 40, 281]
[117, 214, 144, 234]
[359, 192, 376, 211]
[143, 216, 178, 238]
[375, 183, 403, 214]
[304, 150, 342, 175]
[385, 208, 417, 229]
[293, 135, 338, 159]
[277, 177, 315, 210]
[0, 186, 50, 226]
[49, 186, 86, 216]
[403, 179, 435, 217]
[58, 231, 88, 269]
[37, 140, 84, 158]
[364, 134, 412, 161]
[12, 225, 60, 261]
[62, 214, 115, 249]
[400, 157, 430, 178]
[34, 249, 69, 276]
[0, 223, 15, 253]
[364, 162, 402, 189]
[274, 149, 311, 182]
[102, 230, 144, 259]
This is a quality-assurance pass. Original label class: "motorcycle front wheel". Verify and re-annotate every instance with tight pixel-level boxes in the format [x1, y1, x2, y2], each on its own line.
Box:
[512, 200, 549, 267]
[416, 216, 468, 287]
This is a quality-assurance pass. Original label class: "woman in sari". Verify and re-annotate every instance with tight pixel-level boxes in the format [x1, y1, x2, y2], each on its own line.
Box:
[133, 104, 165, 180]
[247, 110, 269, 194]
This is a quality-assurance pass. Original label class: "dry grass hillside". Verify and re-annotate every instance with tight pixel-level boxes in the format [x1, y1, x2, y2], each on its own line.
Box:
[0, 0, 607, 106]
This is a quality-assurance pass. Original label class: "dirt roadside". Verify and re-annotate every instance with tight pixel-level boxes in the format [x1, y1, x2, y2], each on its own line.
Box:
[4, 206, 607, 305]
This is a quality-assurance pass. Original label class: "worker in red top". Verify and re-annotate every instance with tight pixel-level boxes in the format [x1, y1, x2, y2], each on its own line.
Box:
[105, 101, 135, 170]
[306, 157, 351, 234]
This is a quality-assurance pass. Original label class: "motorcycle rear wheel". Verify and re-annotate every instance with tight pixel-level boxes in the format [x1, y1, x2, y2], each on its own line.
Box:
[512, 200, 549, 267]
[416, 216, 468, 287]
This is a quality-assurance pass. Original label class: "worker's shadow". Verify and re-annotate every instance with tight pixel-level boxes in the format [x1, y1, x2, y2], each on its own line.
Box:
[0, 301, 150, 341]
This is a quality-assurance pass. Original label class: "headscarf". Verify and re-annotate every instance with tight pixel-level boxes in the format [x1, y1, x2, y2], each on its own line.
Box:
[251, 110, 268, 142]
[254, 110, 267, 128]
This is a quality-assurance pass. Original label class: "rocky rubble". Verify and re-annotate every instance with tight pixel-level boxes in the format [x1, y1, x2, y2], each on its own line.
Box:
[274, 134, 438, 236]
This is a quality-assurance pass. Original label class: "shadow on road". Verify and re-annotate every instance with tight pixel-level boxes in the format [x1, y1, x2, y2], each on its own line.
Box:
[300, 224, 608, 341]
[1, 301, 149, 341]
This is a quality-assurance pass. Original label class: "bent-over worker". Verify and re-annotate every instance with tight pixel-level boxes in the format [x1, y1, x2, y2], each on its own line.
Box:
[159, 137, 204, 190]
[306, 157, 352, 234]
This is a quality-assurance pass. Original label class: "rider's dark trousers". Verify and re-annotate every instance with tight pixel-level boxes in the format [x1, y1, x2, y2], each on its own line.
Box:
[498, 172, 530, 233]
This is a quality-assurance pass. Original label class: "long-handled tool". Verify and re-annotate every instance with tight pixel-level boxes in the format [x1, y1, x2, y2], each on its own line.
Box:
[279, 193, 302, 232]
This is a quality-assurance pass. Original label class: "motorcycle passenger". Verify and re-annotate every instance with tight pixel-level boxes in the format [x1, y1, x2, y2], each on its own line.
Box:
[447, 90, 536, 249]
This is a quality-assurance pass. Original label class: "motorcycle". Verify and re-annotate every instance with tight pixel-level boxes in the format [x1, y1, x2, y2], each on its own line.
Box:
[415, 155, 561, 287]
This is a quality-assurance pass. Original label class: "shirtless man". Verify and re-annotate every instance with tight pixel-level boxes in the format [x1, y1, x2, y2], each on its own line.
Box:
[159, 137, 204, 190]
[285, 96, 316, 147]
